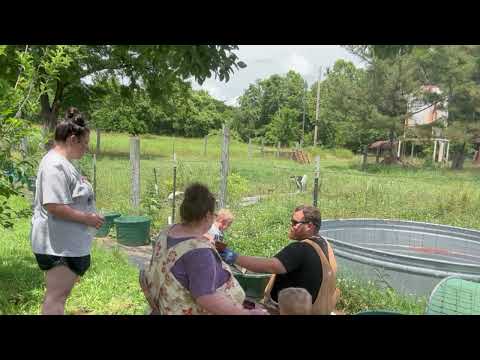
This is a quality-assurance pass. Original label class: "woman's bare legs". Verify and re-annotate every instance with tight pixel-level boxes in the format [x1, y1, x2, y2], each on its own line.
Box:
[42, 265, 78, 315]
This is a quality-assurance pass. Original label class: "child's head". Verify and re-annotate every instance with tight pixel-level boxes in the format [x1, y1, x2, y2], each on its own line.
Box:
[216, 209, 234, 231]
[278, 287, 312, 315]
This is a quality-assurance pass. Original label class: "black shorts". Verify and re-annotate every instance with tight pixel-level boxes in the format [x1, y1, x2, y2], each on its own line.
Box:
[34, 253, 91, 277]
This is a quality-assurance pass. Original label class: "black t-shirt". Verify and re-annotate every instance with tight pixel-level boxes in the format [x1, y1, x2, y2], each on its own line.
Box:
[271, 236, 328, 303]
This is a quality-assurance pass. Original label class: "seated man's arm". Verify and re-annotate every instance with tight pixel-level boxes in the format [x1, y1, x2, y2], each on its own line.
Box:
[234, 242, 305, 275]
[235, 255, 287, 274]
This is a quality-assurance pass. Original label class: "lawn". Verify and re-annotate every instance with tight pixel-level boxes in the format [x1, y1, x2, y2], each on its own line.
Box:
[3, 131, 480, 314]
[0, 197, 146, 315]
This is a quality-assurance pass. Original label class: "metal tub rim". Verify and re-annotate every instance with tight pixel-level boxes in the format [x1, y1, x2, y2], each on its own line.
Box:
[320, 218, 480, 280]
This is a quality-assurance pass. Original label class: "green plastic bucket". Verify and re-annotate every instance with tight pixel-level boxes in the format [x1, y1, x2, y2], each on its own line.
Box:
[114, 216, 151, 246]
[28, 176, 36, 193]
[232, 269, 271, 301]
[95, 212, 121, 237]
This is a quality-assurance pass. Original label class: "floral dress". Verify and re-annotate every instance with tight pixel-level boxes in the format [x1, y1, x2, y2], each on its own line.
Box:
[140, 226, 246, 315]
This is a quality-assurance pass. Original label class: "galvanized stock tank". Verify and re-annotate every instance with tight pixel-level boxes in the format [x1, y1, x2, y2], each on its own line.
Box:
[320, 219, 480, 298]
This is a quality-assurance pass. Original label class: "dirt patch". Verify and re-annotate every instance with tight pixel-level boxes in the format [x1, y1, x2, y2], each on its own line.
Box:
[95, 236, 152, 269]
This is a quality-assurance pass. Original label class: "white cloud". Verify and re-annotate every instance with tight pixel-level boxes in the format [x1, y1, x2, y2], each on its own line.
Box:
[193, 45, 363, 105]
[198, 82, 223, 100]
[284, 53, 313, 75]
[225, 96, 239, 107]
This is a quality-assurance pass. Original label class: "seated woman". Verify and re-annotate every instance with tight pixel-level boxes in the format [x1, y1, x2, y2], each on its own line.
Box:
[139, 183, 267, 315]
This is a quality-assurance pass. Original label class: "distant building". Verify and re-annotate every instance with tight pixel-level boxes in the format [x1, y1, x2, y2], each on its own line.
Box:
[405, 85, 448, 138]
[404, 85, 449, 162]
[368, 86, 450, 163]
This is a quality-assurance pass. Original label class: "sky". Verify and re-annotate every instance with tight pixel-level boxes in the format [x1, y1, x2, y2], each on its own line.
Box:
[192, 45, 364, 106]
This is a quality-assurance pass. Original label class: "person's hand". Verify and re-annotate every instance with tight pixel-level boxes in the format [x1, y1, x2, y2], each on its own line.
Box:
[85, 213, 105, 229]
[219, 247, 238, 265]
[215, 240, 227, 252]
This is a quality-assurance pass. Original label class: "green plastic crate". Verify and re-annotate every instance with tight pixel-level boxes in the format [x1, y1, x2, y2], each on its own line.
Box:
[426, 276, 480, 315]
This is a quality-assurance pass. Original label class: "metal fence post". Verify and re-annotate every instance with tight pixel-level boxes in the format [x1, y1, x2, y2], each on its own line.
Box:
[93, 153, 97, 200]
[172, 153, 177, 224]
[313, 156, 320, 207]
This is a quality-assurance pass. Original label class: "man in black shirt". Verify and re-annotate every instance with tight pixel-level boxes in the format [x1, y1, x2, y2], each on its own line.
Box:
[219, 205, 331, 305]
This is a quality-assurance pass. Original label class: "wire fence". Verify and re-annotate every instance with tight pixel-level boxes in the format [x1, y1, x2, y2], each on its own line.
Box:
[81, 129, 480, 304]
[88, 126, 480, 237]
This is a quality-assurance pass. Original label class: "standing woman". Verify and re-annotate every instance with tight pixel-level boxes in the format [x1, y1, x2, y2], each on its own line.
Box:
[30, 107, 104, 315]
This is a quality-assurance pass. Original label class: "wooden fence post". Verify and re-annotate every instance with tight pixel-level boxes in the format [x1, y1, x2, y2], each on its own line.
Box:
[362, 145, 368, 171]
[96, 128, 101, 157]
[153, 167, 159, 196]
[219, 125, 230, 208]
[130, 136, 140, 208]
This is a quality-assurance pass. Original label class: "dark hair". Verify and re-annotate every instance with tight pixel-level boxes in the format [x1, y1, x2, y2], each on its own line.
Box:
[180, 183, 216, 223]
[294, 205, 321, 230]
[54, 107, 89, 142]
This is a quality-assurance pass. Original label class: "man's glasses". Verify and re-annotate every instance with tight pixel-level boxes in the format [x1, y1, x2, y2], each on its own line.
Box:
[291, 219, 311, 227]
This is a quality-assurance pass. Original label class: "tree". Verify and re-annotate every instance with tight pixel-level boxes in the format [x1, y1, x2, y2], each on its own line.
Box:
[89, 77, 234, 137]
[306, 59, 383, 149]
[344, 45, 423, 158]
[1, 45, 246, 132]
[345, 45, 480, 168]
[0, 46, 38, 228]
[410, 45, 480, 169]
[235, 70, 306, 143]
[265, 107, 301, 146]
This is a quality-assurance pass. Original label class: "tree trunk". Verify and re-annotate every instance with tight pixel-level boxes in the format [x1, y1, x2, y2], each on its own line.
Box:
[40, 80, 65, 133]
[41, 100, 59, 132]
[388, 128, 398, 163]
[451, 143, 466, 170]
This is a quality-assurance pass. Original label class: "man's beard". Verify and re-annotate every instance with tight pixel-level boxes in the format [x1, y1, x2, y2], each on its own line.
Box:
[288, 229, 302, 240]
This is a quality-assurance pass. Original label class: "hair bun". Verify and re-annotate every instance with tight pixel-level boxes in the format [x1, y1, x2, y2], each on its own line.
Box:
[72, 114, 86, 128]
[65, 107, 86, 127]
[66, 106, 80, 119]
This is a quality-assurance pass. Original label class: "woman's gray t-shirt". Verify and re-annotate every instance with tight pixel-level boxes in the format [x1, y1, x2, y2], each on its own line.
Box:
[30, 150, 95, 257]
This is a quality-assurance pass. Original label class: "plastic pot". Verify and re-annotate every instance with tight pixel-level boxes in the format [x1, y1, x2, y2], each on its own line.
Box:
[114, 216, 151, 246]
[95, 212, 121, 237]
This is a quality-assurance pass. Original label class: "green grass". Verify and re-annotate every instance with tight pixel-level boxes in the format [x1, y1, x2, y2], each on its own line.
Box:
[336, 276, 427, 314]
[90, 132, 480, 315]
[3, 131, 480, 314]
[0, 196, 146, 315]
